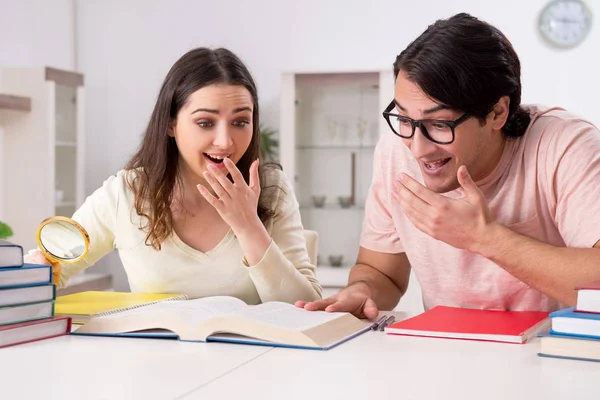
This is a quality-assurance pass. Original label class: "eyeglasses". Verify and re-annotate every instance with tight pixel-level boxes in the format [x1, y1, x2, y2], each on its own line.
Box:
[382, 101, 472, 145]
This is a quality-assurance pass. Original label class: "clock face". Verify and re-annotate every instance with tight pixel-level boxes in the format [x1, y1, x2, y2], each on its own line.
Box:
[539, 0, 593, 48]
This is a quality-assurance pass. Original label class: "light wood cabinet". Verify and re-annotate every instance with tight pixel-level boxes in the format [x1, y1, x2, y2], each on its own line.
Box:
[0, 67, 85, 251]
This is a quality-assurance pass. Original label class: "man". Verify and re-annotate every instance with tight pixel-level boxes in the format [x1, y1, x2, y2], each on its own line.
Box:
[296, 13, 600, 319]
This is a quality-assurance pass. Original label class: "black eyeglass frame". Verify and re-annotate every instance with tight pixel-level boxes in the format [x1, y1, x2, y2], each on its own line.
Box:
[382, 100, 472, 145]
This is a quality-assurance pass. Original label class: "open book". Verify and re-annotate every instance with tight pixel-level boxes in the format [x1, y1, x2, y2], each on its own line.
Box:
[72, 296, 371, 350]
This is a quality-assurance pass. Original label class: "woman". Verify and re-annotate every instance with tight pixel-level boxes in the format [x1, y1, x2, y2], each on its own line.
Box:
[27, 47, 322, 304]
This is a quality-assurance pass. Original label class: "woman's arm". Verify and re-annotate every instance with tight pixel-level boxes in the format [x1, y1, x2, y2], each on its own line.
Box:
[243, 169, 322, 303]
[56, 172, 122, 287]
[198, 160, 322, 303]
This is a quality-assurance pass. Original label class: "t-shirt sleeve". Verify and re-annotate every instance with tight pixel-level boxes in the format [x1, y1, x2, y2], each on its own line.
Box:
[547, 119, 600, 248]
[359, 140, 404, 254]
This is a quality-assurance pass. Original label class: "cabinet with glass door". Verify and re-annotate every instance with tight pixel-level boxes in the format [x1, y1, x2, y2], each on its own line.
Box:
[280, 70, 394, 287]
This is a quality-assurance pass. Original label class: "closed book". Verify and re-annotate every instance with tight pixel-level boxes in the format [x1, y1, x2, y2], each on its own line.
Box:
[56, 291, 189, 324]
[0, 315, 71, 349]
[576, 281, 600, 313]
[538, 331, 600, 363]
[384, 306, 550, 343]
[0, 284, 55, 308]
[0, 263, 52, 289]
[71, 296, 371, 350]
[550, 306, 600, 338]
[0, 300, 54, 326]
[0, 240, 23, 268]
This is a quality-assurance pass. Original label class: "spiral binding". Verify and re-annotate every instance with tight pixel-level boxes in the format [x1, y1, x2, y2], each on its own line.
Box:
[95, 294, 188, 317]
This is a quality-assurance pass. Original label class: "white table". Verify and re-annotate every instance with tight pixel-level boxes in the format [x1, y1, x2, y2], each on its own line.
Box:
[0, 334, 271, 399]
[1, 312, 597, 400]
[183, 317, 599, 400]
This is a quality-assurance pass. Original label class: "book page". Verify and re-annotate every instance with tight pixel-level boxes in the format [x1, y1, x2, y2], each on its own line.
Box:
[98, 296, 248, 326]
[229, 301, 346, 331]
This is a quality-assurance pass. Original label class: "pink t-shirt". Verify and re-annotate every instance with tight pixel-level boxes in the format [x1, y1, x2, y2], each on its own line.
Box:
[360, 105, 600, 312]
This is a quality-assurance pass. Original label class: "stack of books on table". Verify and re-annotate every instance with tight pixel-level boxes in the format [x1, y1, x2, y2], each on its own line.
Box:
[0, 240, 71, 349]
[538, 281, 600, 362]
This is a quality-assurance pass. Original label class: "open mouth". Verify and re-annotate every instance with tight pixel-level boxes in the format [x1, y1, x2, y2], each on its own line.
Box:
[203, 153, 229, 164]
[422, 158, 451, 172]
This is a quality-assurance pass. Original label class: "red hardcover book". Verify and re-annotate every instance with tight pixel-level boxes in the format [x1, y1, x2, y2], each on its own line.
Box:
[385, 306, 550, 343]
[0, 315, 72, 349]
[576, 281, 600, 314]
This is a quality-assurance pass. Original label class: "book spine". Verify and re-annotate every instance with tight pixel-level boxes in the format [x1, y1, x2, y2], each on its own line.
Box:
[94, 295, 188, 317]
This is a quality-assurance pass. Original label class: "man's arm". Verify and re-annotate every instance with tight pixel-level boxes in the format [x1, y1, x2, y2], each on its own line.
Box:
[395, 166, 600, 307]
[476, 225, 600, 306]
[347, 247, 411, 311]
[296, 247, 411, 319]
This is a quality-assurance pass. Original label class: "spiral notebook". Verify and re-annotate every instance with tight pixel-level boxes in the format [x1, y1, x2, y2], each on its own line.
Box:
[55, 291, 188, 324]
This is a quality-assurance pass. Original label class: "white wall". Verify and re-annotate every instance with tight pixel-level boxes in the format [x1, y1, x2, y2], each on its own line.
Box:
[0, 0, 75, 221]
[0, 0, 75, 70]
[76, 0, 600, 181]
[74, 0, 598, 290]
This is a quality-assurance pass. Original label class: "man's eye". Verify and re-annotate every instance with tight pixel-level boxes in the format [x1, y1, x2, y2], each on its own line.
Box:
[397, 117, 412, 126]
[431, 122, 448, 130]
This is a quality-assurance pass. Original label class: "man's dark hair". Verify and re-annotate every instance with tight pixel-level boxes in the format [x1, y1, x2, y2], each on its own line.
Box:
[393, 13, 531, 138]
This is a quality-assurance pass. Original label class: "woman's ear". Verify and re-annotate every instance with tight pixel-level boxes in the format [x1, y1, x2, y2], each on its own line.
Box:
[168, 120, 176, 137]
[491, 96, 510, 131]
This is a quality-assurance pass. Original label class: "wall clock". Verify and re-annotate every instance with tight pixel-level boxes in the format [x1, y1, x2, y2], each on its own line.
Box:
[539, 0, 593, 49]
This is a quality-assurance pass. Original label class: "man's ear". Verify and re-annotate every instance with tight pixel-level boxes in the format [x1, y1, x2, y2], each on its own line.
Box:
[491, 96, 510, 131]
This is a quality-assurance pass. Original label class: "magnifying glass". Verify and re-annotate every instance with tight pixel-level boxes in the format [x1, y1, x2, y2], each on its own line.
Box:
[36, 216, 90, 264]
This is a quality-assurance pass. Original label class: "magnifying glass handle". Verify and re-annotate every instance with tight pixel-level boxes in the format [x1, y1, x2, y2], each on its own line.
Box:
[42, 252, 62, 284]
[27, 249, 62, 285]
[51, 263, 61, 285]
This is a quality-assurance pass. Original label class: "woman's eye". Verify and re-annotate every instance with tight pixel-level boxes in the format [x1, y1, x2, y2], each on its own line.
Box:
[233, 120, 250, 128]
[197, 120, 214, 128]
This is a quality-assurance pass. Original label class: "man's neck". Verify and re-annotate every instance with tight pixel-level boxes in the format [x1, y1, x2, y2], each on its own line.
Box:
[475, 134, 507, 182]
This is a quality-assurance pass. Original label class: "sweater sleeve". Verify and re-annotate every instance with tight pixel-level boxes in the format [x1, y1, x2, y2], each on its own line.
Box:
[245, 169, 322, 303]
[58, 172, 122, 287]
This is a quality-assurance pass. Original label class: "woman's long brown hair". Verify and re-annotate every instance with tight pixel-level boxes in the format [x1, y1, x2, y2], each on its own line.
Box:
[124, 48, 279, 250]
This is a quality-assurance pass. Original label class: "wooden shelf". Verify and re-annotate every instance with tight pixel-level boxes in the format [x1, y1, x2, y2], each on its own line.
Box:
[45, 67, 84, 87]
[56, 201, 76, 208]
[300, 205, 365, 210]
[295, 72, 379, 87]
[55, 140, 77, 147]
[0, 94, 31, 112]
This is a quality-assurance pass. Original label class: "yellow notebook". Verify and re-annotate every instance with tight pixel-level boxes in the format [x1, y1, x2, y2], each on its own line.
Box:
[56, 291, 188, 324]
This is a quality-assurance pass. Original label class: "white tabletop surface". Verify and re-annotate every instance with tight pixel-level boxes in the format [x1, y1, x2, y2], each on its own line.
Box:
[1, 311, 598, 400]
[185, 314, 599, 400]
[0, 334, 271, 400]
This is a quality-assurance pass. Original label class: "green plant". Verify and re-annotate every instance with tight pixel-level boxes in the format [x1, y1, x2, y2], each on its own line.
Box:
[0, 221, 13, 239]
[259, 125, 279, 162]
